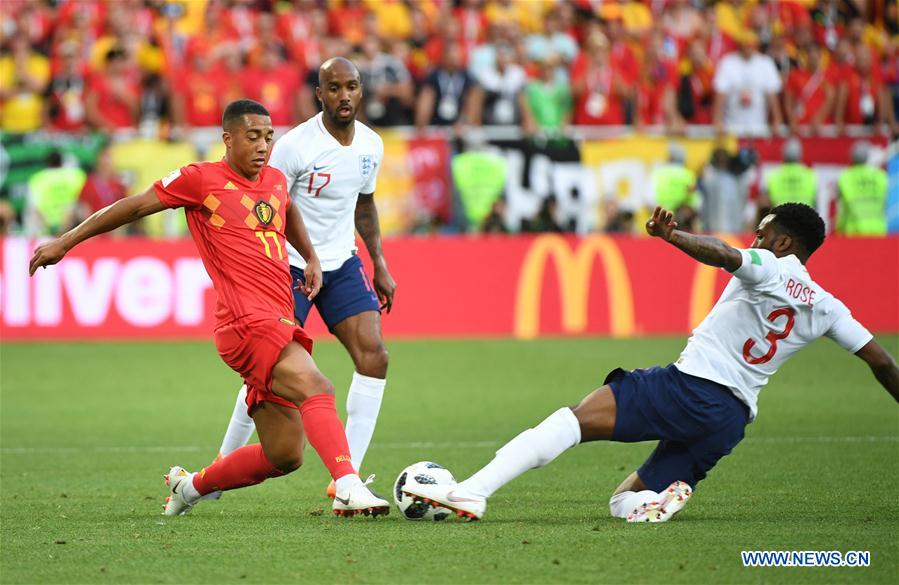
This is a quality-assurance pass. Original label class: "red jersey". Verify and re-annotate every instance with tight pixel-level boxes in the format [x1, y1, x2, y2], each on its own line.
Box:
[153, 160, 293, 328]
[785, 65, 836, 124]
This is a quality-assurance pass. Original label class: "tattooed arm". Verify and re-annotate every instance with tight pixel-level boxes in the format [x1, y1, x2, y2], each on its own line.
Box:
[356, 192, 397, 312]
[646, 206, 742, 271]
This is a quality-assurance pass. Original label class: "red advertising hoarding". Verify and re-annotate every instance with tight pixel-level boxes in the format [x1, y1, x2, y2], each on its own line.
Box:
[2, 235, 897, 340]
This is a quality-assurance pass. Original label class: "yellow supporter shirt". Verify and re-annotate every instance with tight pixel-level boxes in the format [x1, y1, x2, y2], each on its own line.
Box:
[0, 53, 50, 132]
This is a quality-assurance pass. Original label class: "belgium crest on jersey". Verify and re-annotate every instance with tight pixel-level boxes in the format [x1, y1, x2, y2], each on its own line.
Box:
[254, 200, 274, 226]
[359, 155, 374, 179]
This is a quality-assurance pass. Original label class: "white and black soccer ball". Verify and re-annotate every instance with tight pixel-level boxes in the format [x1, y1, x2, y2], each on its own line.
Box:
[394, 461, 456, 521]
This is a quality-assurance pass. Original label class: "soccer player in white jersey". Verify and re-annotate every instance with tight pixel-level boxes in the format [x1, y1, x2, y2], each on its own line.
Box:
[403, 203, 899, 522]
[211, 57, 397, 499]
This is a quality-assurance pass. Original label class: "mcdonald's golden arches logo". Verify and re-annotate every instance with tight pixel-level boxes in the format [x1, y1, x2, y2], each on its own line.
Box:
[514, 235, 635, 339]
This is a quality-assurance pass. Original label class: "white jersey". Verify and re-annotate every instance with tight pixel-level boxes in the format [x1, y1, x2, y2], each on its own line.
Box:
[268, 113, 384, 271]
[675, 248, 872, 420]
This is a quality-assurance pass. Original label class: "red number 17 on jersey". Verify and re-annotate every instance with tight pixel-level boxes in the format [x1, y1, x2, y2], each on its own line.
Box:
[307, 172, 331, 197]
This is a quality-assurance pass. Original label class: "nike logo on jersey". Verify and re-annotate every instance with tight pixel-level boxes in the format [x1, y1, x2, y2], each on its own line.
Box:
[312, 163, 325, 171]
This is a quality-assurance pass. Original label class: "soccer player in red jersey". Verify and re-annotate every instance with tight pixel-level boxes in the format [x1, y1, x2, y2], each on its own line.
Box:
[28, 99, 390, 518]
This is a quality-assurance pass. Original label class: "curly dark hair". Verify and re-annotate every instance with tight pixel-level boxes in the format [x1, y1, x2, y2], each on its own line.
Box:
[222, 99, 270, 130]
[769, 202, 826, 256]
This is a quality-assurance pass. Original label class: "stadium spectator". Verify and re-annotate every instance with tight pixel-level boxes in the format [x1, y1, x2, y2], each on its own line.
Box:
[25, 151, 86, 236]
[174, 50, 227, 129]
[785, 43, 836, 135]
[676, 38, 715, 125]
[0, 33, 51, 133]
[650, 143, 697, 232]
[699, 146, 757, 234]
[454, 0, 489, 54]
[696, 5, 735, 65]
[415, 41, 476, 131]
[523, 195, 566, 233]
[328, 0, 369, 48]
[521, 53, 572, 141]
[524, 8, 578, 68]
[636, 32, 684, 132]
[470, 42, 527, 127]
[571, 33, 628, 126]
[834, 45, 895, 133]
[85, 47, 141, 133]
[837, 141, 888, 236]
[660, 0, 703, 54]
[481, 199, 508, 233]
[602, 12, 639, 94]
[358, 37, 415, 127]
[453, 146, 508, 232]
[241, 42, 301, 127]
[713, 31, 784, 137]
[760, 138, 817, 212]
[276, 0, 322, 71]
[73, 145, 128, 226]
[45, 40, 88, 132]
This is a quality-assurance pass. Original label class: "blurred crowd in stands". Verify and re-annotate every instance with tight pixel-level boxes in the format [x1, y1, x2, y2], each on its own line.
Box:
[0, 0, 895, 237]
[2, 0, 897, 136]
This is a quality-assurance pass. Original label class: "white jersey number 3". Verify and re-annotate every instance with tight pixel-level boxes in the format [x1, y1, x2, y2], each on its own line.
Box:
[742, 307, 796, 365]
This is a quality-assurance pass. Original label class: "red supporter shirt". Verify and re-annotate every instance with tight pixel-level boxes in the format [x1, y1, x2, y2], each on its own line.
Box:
[785, 65, 836, 124]
[178, 66, 227, 127]
[87, 73, 140, 129]
[153, 160, 294, 328]
[843, 67, 883, 124]
[241, 65, 300, 126]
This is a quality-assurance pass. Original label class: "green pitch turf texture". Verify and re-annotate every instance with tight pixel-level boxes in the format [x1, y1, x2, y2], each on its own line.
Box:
[2, 336, 897, 584]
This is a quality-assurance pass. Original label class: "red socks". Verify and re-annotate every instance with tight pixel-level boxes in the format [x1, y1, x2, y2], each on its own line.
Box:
[300, 394, 356, 480]
[192, 444, 284, 495]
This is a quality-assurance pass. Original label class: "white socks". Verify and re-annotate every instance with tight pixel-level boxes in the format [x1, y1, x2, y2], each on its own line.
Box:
[218, 385, 255, 456]
[183, 474, 201, 503]
[345, 372, 386, 471]
[458, 407, 582, 499]
[334, 473, 363, 494]
[608, 490, 660, 518]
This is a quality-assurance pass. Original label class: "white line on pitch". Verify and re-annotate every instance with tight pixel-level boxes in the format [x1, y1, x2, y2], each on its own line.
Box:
[1, 436, 897, 455]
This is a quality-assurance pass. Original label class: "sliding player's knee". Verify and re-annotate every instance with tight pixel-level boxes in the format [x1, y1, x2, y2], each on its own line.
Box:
[571, 387, 616, 441]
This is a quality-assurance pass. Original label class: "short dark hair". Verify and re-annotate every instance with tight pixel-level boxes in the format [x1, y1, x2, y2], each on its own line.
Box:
[769, 202, 826, 256]
[222, 99, 270, 130]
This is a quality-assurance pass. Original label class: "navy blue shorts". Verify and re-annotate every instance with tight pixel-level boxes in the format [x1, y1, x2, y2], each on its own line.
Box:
[291, 255, 380, 331]
[607, 364, 749, 492]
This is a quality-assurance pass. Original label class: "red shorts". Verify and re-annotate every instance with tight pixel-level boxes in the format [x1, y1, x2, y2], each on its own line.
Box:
[214, 315, 314, 414]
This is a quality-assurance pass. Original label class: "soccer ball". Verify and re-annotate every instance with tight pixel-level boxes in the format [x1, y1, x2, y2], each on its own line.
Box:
[394, 461, 456, 521]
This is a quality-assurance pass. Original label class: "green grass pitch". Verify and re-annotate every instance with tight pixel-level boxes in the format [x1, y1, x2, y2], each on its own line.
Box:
[2, 336, 897, 584]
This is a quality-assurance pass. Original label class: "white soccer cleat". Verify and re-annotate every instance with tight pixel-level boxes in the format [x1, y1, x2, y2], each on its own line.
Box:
[401, 483, 486, 521]
[332, 475, 390, 518]
[162, 466, 197, 516]
[626, 480, 692, 523]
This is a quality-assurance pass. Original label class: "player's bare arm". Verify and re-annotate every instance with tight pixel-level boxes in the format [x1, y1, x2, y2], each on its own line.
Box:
[29, 187, 166, 275]
[646, 205, 742, 271]
[855, 339, 899, 402]
[284, 203, 322, 301]
[356, 192, 397, 313]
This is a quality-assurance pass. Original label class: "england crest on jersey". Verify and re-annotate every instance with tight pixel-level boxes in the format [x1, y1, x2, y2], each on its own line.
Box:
[359, 155, 375, 179]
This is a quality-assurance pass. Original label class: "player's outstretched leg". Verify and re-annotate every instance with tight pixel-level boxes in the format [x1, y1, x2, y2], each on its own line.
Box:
[403, 386, 618, 520]
[271, 341, 389, 517]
